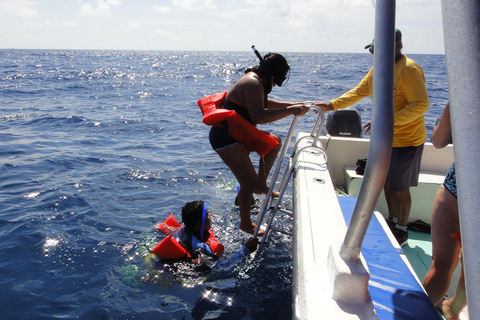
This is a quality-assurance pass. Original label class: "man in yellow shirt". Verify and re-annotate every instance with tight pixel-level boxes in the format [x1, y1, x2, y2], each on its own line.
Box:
[316, 29, 429, 247]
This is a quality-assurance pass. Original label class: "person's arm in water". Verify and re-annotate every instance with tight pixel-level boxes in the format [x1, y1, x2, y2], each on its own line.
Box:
[196, 237, 258, 270]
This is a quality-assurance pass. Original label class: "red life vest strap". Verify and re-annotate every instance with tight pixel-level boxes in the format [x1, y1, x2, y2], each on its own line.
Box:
[197, 91, 279, 158]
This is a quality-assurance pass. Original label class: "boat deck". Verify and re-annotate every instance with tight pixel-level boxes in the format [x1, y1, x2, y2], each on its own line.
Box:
[403, 230, 433, 285]
[291, 138, 441, 319]
[338, 196, 441, 320]
[289, 133, 467, 319]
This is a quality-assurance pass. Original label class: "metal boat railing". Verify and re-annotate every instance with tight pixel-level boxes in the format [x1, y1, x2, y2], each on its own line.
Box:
[340, 0, 395, 261]
[441, 0, 480, 315]
[253, 105, 326, 253]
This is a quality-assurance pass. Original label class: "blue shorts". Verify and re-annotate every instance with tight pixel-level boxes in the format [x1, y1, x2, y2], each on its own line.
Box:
[386, 144, 424, 191]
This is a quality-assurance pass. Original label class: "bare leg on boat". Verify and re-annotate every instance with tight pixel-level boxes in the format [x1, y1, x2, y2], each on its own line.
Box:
[384, 183, 411, 226]
[422, 185, 461, 306]
[441, 257, 466, 320]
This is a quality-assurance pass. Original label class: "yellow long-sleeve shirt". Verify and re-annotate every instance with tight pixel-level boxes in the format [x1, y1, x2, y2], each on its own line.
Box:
[330, 55, 429, 147]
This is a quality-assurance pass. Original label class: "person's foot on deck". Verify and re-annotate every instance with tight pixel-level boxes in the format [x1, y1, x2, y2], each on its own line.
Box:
[441, 299, 461, 320]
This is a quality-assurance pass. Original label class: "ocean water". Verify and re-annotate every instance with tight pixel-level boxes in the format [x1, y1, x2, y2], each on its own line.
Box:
[0, 50, 448, 319]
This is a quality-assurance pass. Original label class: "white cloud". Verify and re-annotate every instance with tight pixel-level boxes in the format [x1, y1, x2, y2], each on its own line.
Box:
[63, 21, 78, 27]
[266, 0, 290, 17]
[123, 22, 142, 31]
[0, 0, 38, 19]
[153, 5, 171, 13]
[81, 0, 121, 16]
[172, 0, 216, 10]
[0, 0, 445, 53]
[152, 28, 183, 47]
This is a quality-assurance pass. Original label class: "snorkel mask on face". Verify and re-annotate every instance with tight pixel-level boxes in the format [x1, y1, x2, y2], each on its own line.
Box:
[251, 45, 290, 87]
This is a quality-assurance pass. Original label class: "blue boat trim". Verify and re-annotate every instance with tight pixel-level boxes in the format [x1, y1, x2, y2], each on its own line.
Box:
[338, 196, 441, 320]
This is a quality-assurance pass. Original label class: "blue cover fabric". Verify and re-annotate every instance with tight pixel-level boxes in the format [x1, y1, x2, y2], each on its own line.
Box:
[338, 196, 441, 320]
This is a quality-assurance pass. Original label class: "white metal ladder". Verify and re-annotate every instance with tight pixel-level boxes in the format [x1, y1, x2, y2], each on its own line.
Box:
[253, 104, 328, 254]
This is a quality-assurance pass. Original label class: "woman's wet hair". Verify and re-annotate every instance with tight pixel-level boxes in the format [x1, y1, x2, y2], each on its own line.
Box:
[264, 53, 290, 87]
[181, 200, 204, 231]
[245, 52, 290, 94]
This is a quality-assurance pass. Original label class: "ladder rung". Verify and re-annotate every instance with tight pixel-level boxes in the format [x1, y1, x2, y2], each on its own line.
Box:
[278, 208, 292, 216]
[269, 226, 292, 236]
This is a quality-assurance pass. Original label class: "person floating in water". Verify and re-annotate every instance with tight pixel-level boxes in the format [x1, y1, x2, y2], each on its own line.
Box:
[152, 200, 258, 269]
[200, 47, 309, 235]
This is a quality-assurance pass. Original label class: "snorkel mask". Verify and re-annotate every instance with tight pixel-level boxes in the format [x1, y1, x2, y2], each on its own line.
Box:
[251, 45, 289, 87]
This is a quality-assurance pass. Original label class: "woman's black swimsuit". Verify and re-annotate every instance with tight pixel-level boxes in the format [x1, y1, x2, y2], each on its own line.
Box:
[209, 98, 254, 150]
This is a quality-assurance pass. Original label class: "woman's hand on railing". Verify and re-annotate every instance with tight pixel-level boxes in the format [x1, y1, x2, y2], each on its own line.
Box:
[302, 101, 324, 115]
[303, 101, 332, 113]
[363, 121, 372, 134]
[287, 104, 309, 116]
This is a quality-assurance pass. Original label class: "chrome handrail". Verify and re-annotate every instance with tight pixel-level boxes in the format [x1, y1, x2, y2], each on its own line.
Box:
[253, 105, 326, 240]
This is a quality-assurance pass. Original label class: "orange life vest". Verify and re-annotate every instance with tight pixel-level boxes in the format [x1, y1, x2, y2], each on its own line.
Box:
[204, 230, 224, 257]
[197, 91, 279, 158]
[155, 212, 182, 235]
[151, 214, 224, 259]
[151, 234, 189, 259]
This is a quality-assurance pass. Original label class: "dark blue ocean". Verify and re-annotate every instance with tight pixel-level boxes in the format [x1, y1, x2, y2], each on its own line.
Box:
[0, 50, 448, 320]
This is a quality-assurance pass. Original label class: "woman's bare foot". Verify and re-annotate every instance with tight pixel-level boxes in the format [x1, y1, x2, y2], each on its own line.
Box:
[253, 186, 280, 198]
[240, 221, 265, 236]
[441, 300, 460, 320]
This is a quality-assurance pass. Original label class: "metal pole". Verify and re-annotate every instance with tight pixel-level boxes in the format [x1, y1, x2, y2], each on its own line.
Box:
[341, 0, 395, 260]
[441, 0, 480, 314]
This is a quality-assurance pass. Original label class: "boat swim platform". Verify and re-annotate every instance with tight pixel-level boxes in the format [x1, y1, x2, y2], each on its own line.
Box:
[292, 138, 441, 319]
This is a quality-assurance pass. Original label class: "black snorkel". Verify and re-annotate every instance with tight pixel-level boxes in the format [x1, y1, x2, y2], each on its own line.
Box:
[251, 45, 289, 87]
[251, 45, 267, 68]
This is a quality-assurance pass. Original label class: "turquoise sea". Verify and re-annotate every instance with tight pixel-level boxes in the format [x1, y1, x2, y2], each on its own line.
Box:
[0, 50, 448, 319]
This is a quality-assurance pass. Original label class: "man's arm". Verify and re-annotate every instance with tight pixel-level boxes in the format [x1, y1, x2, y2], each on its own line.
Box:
[330, 68, 373, 111]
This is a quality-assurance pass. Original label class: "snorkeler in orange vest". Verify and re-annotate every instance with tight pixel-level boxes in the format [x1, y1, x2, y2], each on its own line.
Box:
[198, 46, 309, 235]
[152, 201, 258, 269]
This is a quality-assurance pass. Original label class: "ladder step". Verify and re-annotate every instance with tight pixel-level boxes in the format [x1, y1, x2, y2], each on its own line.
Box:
[269, 226, 292, 236]
[278, 208, 292, 216]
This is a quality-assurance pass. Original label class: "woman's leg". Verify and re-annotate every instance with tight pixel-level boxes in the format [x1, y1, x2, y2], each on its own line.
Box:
[423, 185, 461, 306]
[216, 143, 264, 235]
[441, 254, 466, 320]
[254, 132, 281, 195]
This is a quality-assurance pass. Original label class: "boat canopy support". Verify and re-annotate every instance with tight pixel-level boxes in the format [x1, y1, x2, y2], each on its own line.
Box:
[441, 0, 480, 315]
[340, 0, 395, 261]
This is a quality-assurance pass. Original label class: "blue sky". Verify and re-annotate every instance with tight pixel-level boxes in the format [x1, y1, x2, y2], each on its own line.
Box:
[0, 0, 445, 53]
